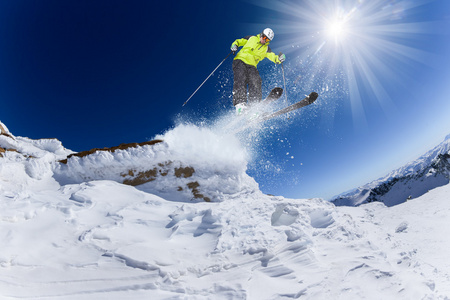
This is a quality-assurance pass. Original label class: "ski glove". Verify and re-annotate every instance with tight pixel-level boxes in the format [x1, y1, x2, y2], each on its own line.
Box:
[231, 44, 238, 53]
[278, 53, 286, 64]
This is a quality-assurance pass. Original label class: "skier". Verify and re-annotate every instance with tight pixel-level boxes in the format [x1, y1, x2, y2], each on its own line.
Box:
[230, 28, 286, 114]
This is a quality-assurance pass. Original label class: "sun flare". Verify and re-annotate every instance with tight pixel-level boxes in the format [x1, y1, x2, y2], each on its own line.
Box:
[247, 0, 436, 130]
[326, 19, 348, 41]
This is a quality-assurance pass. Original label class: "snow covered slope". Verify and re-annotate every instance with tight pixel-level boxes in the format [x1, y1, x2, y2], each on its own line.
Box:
[332, 134, 450, 207]
[1, 120, 449, 299]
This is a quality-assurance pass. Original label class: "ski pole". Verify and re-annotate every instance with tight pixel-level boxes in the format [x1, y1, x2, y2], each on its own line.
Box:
[280, 58, 289, 119]
[280, 52, 288, 106]
[182, 51, 233, 107]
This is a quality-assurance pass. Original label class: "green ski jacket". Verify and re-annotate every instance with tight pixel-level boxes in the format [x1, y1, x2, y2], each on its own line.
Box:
[231, 34, 281, 67]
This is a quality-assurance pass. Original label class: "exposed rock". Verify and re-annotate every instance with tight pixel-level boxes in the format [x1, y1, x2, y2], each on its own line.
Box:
[119, 162, 208, 201]
[0, 147, 21, 158]
[122, 168, 158, 186]
[59, 140, 164, 164]
[175, 166, 195, 178]
[121, 161, 173, 186]
[187, 181, 211, 202]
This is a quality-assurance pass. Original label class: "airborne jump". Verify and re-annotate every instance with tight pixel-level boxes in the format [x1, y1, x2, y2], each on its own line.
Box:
[183, 27, 318, 126]
[230, 28, 285, 115]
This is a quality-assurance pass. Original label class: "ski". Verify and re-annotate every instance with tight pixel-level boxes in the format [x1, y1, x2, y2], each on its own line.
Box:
[233, 92, 318, 134]
[240, 87, 283, 114]
[259, 92, 318, 122]
[263, 87, 283, 104]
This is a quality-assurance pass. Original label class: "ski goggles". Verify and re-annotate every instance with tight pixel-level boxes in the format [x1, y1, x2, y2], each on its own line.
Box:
[261, 34, 270, 42]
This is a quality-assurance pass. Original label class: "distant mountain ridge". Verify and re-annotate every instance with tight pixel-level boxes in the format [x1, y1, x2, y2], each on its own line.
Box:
[332, 134, 450, 207]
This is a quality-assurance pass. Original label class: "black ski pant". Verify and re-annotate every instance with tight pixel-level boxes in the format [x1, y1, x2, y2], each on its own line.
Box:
[232, 59, 262, 106]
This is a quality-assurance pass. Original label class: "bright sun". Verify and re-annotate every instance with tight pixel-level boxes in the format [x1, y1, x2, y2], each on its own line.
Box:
[326, 19, 349, 42]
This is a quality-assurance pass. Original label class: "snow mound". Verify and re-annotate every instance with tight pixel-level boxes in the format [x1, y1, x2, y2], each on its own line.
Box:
[54, 124, 258, 202]
[1, 121, 71, 158]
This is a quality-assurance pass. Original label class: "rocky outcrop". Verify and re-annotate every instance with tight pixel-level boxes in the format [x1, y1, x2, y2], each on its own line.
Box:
[59, 140, 163, 164]
[56, 140, 214, 202]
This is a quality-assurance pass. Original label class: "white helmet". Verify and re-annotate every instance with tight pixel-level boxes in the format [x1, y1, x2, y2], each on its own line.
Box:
[262, 28, 274, 41]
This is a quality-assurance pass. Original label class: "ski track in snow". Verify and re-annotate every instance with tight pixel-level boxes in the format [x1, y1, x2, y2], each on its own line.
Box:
[1, 121, 450, 299]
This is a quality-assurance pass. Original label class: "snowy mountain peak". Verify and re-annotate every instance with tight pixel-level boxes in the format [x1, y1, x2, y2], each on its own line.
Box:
[332, 134, 450, 207]
[445, 133, 450, 142]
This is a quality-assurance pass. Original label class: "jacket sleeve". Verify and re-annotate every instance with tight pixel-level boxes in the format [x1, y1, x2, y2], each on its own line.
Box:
[231, 35, 252, 48]
[266, 46, 281, 64]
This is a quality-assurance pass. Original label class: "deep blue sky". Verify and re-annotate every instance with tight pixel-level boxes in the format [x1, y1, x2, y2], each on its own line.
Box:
[1, 0, 450, 199]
